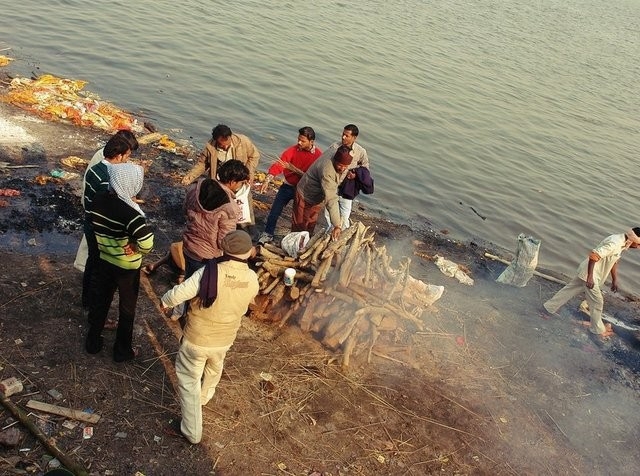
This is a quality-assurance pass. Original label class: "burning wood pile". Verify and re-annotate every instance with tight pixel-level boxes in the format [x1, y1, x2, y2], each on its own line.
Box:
[250, 221, 444, 367]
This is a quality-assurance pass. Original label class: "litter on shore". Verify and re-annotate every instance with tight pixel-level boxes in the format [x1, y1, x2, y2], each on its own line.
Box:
[0, 74, 144, 133]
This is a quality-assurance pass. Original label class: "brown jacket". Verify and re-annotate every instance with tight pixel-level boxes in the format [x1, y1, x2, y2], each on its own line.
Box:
[184, 133, 260, 184]
[182, 179, 240, 261]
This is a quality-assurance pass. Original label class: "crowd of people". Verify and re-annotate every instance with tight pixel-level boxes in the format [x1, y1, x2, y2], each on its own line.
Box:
[78, 120, 638, 445]
[78, 122, 373, 443]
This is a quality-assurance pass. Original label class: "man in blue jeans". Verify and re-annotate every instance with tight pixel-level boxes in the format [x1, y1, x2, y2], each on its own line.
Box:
[258, 127, 322, 244]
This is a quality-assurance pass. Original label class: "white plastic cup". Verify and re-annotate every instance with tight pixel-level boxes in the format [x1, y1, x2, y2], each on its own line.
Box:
[283, 267, 296, 286]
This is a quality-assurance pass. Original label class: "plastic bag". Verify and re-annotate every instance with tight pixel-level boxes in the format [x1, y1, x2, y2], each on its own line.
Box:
[496, 234, 541, 287]
[434, 255, 474, 285]
[281, 231, 310, 259]
[401, 275, 444, 307]
[74, 235, 88, 272]
[234, 183, 251, 224]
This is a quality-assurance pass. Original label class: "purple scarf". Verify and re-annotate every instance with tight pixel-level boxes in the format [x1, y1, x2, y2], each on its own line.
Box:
[198, 255, 248, 308]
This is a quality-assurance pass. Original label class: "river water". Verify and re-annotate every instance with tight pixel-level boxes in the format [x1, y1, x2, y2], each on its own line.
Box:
[2, 0, 640, 285]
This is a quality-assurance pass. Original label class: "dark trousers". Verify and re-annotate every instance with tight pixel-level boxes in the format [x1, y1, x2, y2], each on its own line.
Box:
[86, 258, 140, 362]
[264, 183, 295, 236]
[184, 253, 207, 281]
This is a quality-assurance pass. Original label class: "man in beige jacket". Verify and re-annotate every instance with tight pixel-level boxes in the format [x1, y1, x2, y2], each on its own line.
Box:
[161, 231, 259, 444]
[182, 124, 260, 233]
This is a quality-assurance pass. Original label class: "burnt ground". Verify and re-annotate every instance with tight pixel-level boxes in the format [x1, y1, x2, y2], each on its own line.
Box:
[1, 99, 640, 476]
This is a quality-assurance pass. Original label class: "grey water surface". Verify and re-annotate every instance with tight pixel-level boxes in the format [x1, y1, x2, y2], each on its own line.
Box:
[2, 0, 639, 285]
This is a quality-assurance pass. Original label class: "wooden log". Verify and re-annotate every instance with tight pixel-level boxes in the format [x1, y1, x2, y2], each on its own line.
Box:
[345, 283, 424, 330]
[310, 314, 332, 333]
[324, 287, 366, 306]
[261, 243, 287, 256]
[342, 329, 359, 368]
[278, 300, 302, 328]
[263, 257, 300, 268]
[261, 261, 314, 283]
[367, 328, 381, 364]
[321, 314, 354, 350]
[261, 275, 281, 295]
[371, 350, 409, 366]
[262, 261, 287, 278]
[307, 234, 331, 266]
[258, 271, 272, 288]
[311, 256, 333, 288]
[378, 314, 400, 331]
[336, 311, 364, 345]
[320, 225, 359, 259]
[267, 282, 287, 311]
[0, 392, 90, 476]
[257, 245, 286, 260]
[298, 230, 325, 259]
[248, 295, 270, 317]
[338, 222, 367, 288]
[298, 294, 319, 331]
[26, 400, 101, 423]
[364, 244, 373, 287]
[288, 284, 300, 301]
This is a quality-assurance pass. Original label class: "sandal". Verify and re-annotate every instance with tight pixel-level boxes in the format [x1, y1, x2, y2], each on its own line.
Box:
[104, 318, 118, 330]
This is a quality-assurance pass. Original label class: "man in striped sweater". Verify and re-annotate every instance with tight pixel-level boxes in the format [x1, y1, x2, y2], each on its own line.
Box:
[82, 134, 138, 312]
[85, 163, 154, 362]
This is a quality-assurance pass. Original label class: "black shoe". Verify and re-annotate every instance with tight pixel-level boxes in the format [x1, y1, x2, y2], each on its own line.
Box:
[163, 418, 197, 444]
[85, 334, 103, 354]
[113, 347, 138, 363]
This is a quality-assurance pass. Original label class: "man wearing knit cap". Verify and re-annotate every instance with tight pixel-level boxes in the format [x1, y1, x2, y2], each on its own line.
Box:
[542, 227, 640, 337]
[161, 230, 259, 444]
[292, 145, 353, 241]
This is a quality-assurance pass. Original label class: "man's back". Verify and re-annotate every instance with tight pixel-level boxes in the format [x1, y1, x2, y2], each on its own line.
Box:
[89, 192, 154, 269]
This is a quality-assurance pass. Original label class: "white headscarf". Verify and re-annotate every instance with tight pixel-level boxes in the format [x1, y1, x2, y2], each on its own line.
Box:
[109, 163, 145, 216]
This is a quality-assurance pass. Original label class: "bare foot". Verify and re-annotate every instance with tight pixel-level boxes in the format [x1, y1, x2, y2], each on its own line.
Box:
[580, 321, 615, 338]
[600, 323, 615, 338]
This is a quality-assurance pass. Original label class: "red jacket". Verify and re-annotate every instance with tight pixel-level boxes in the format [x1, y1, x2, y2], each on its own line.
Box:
[267, 145, 322, 186]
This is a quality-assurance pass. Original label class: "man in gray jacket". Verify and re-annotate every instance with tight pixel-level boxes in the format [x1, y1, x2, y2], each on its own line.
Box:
[292, 145, 352, 241]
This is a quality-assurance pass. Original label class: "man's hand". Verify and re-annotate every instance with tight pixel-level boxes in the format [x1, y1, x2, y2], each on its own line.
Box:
[259, 175, 272, 194]
[346, 170, 356, 180]
[586, 276, 595, 289]
[610, 279, 619, 293]
[123, 243, 137, 256]
[331, 226, 341, 241]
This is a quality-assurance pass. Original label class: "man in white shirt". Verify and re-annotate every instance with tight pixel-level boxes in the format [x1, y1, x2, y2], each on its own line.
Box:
[322, 124, 370, 231]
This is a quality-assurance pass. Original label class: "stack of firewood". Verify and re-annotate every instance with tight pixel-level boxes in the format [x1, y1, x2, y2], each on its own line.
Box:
[250, 221, 444, 367]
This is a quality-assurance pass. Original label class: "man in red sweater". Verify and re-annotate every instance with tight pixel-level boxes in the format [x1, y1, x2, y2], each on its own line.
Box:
[258, 126, 322, 244]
